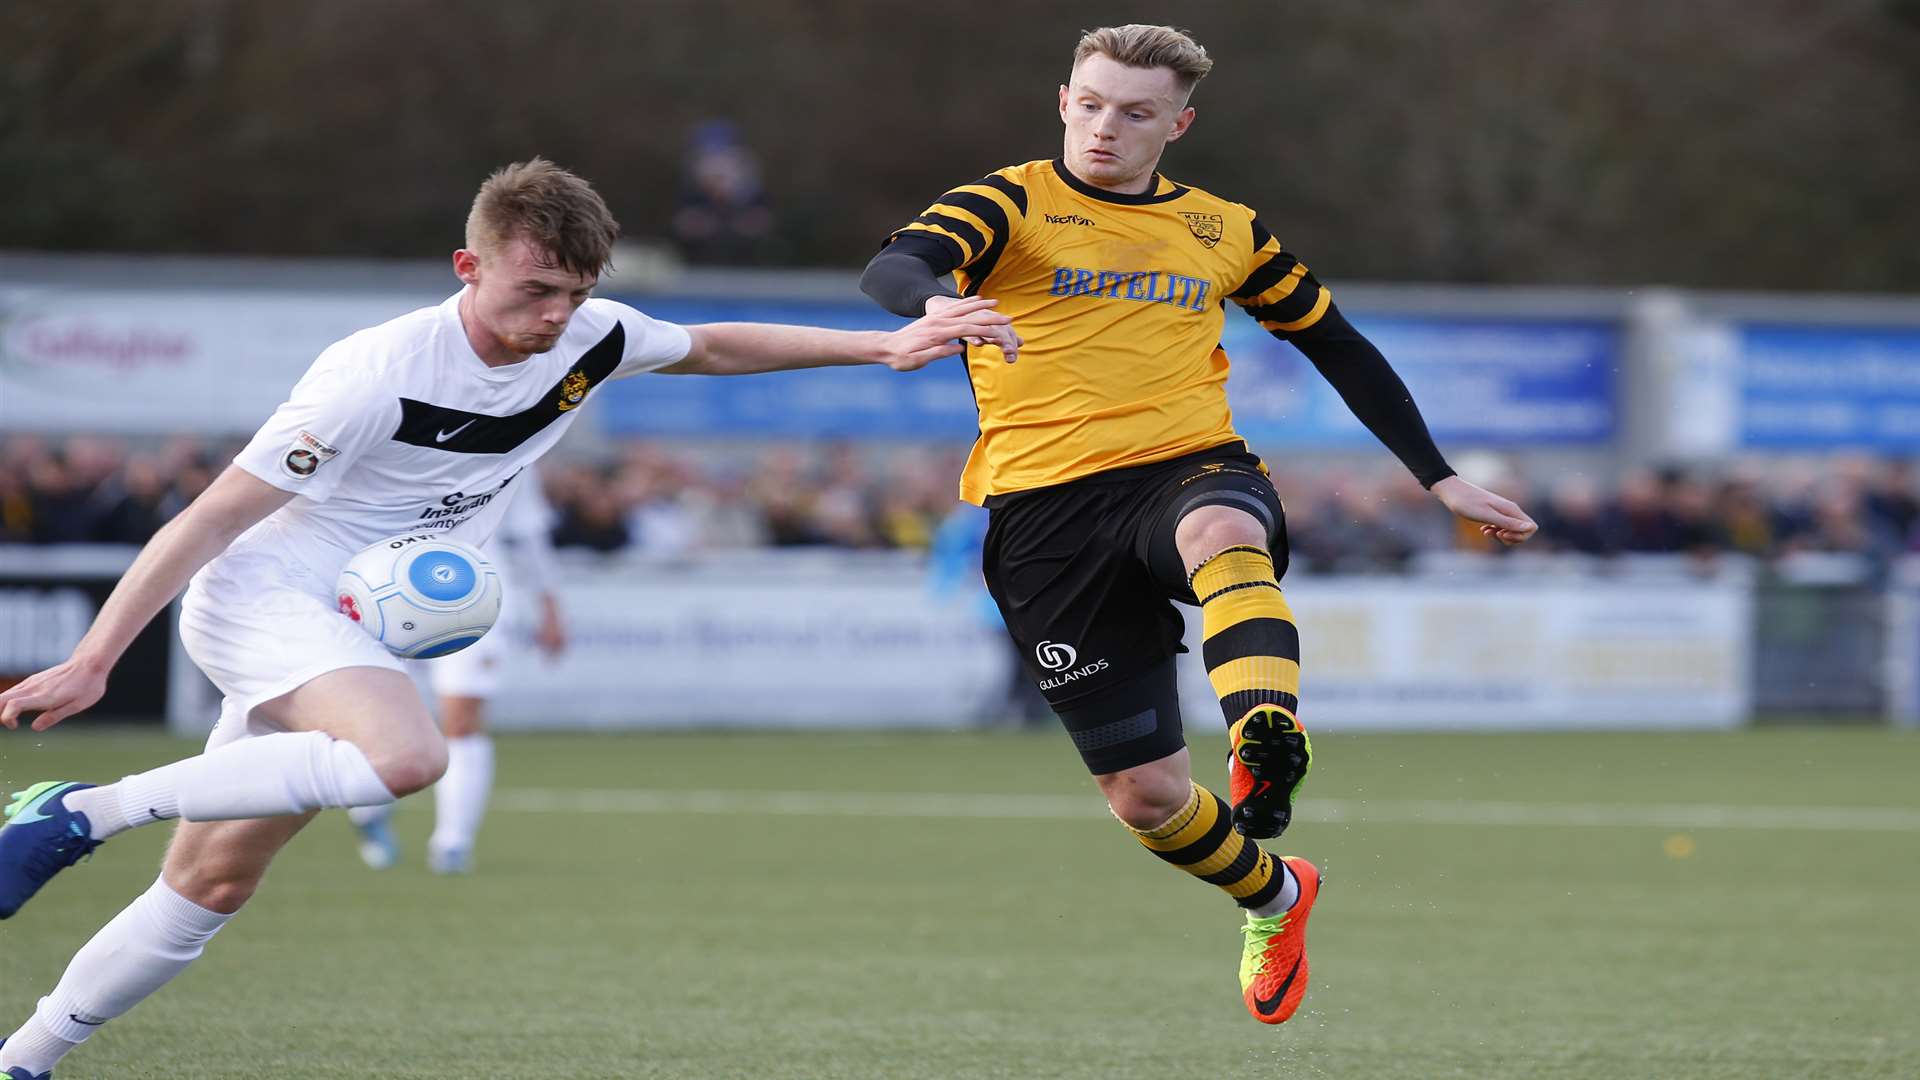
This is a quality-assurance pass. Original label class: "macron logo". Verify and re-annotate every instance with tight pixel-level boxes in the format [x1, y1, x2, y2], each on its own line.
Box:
[1044, 213, 1096, 227]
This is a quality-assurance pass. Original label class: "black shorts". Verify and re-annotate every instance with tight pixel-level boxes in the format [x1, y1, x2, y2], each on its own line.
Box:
[981, 441, 1288, 773]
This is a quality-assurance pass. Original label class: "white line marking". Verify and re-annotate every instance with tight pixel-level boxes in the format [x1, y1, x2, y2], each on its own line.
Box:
[493, 788, 1920, 833]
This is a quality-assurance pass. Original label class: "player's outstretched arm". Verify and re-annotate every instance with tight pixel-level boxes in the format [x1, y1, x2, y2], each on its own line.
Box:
[0, 466, 293, 731]
[1279, 306, 1536, 545]
[657, 297, 1013, 375]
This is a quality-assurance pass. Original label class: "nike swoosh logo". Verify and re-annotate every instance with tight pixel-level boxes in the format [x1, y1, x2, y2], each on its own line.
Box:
[434, 419, 477, 442]
[1254, 955, 1302, 1016]
[69, 1013, 106, 1026]
[5, 785, 73, 827]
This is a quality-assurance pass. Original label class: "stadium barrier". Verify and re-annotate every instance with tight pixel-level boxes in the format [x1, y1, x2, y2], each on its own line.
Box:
[29, 546, 1920, 732]
[98, 549, 1757, 735]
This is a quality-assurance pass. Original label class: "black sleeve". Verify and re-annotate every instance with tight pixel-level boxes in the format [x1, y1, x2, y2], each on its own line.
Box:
[1286, 304, 1456, 488]
[859, 234, 961, 318]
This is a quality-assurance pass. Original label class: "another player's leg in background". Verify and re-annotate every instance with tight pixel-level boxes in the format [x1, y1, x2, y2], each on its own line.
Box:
[1172, 502, 1318, 1025]
[0, 668, 445, 1076]
[426, 693, 493, 875]
[347, 696, 490, 874]
[347, 802, 400, 870]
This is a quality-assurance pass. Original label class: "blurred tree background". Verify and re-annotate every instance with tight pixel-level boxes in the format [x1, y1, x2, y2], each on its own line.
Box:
[3, 0, 1918, 289]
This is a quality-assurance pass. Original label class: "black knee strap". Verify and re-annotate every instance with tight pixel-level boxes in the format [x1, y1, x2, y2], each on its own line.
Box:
[1055, 659, 1185, 774]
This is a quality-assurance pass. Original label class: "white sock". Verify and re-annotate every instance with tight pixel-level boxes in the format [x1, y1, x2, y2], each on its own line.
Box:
[0, 877, 232, 1073]
[429, 734, 494, 857]
[347, 803, 393, 828]
[1248, 859, 1301, 919]
[66, 732, 395, 841]
[0, 1014, 78, 1076]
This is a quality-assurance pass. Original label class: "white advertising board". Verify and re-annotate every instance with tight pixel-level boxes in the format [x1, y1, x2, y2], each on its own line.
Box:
[473, 575, 1009, 729]
[1178, 578, 1751, 730]
[0, 288, 440, 435]
[471, 571, 1750, 732]
[152, 559, 1752, 734]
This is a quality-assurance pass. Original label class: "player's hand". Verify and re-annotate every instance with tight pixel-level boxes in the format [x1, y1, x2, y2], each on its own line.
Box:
[1429, 475, 1538, 545]
[927, 295, 1023, 364]
[0, 656, 110, 732]
[883, 295, 1020, 370]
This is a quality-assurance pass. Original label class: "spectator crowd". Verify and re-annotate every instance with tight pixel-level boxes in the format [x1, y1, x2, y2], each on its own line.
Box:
[4, 434, 1918, 572]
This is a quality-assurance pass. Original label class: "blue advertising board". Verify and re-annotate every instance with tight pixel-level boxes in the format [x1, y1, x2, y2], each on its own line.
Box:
[1739, 324, 1920, 450]
[1223, 314, 1616, 446]
[599, 295, 1619, 446]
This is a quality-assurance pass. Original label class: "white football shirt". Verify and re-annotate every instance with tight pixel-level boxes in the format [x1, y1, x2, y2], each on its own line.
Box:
[216, 289, 688, 587]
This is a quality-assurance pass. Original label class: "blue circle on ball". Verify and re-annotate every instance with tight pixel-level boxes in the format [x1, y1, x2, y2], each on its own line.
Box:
[408, 551, 476, 601]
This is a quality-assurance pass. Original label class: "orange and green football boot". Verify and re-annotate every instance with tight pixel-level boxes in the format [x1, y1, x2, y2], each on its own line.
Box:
[1239, 855, 1320, 1024]
[1227, 704, 1312, 839]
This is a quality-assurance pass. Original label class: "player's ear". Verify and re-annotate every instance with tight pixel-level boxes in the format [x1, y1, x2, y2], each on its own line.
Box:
[1058, 84, 1070, 120]
[1166, 106, 1196, 143]
[452, 248, 481, 286]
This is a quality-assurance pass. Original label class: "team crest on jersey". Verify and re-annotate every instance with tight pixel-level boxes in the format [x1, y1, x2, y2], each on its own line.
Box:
[280, 430, 340, 479]
[555, 370, 590, 412]
[1178, 212, 1224, 249]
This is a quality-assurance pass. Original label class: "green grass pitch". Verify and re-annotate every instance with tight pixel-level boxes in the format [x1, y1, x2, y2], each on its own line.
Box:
[2, 727, 1916, 1079]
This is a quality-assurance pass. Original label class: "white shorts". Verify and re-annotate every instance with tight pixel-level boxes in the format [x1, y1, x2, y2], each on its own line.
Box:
[180, 547, 405, 745]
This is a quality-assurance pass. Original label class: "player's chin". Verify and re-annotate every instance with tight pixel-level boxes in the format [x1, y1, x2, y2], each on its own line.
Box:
[515, 334, 562, 353]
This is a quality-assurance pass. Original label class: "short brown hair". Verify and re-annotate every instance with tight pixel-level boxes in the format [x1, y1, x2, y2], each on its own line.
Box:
[1073, 24, 1214, 94]
[465, 158, 620, 278]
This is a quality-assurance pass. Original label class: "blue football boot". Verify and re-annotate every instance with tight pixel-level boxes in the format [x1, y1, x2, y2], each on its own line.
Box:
[427, 845, 472, 876]
[0, 782, 102, 919]
[350, 806, 399, 871]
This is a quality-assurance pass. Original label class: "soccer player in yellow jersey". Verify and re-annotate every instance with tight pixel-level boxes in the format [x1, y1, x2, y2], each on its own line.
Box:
[861, 24, 1537, 1025]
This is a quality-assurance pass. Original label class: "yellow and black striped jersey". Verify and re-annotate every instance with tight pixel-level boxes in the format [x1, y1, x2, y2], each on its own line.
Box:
[885, 158, 1330, 505]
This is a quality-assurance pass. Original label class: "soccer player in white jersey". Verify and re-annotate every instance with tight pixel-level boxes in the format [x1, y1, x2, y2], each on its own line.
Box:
[347, 466, 567, 874]
[0, 158, 1011, 1078]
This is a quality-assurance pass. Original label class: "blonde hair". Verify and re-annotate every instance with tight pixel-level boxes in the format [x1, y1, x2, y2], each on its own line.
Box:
[1073, 24, 1214, 94]
[465, 158, 620, 278]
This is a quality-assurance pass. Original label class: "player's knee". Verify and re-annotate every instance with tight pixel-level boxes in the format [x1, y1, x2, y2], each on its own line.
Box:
[1175, 505, 1269, 568]
[168, 862, 267, 915]
[1098, 767, 1193, 830]
[369, 741, 449, 798]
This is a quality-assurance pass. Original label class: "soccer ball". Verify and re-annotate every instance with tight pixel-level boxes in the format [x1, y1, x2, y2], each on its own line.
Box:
[335, 534, 503, 659]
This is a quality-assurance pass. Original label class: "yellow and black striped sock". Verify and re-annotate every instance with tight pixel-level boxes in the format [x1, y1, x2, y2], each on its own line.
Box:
[1191, 545, 1301, 726]
[1126, 781, 1285, 910]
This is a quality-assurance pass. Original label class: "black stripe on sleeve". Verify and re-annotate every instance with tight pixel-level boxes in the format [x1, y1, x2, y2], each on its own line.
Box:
[1250, 217, 1273, 253]
[976, 173, 1028, 216]
[939, 191, 1010, 244]
[1231, 252, 1302, 302]
[885, 227, 965, 268]
[1245, 284, 1324, 327]
[916, 212, 986, 261]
